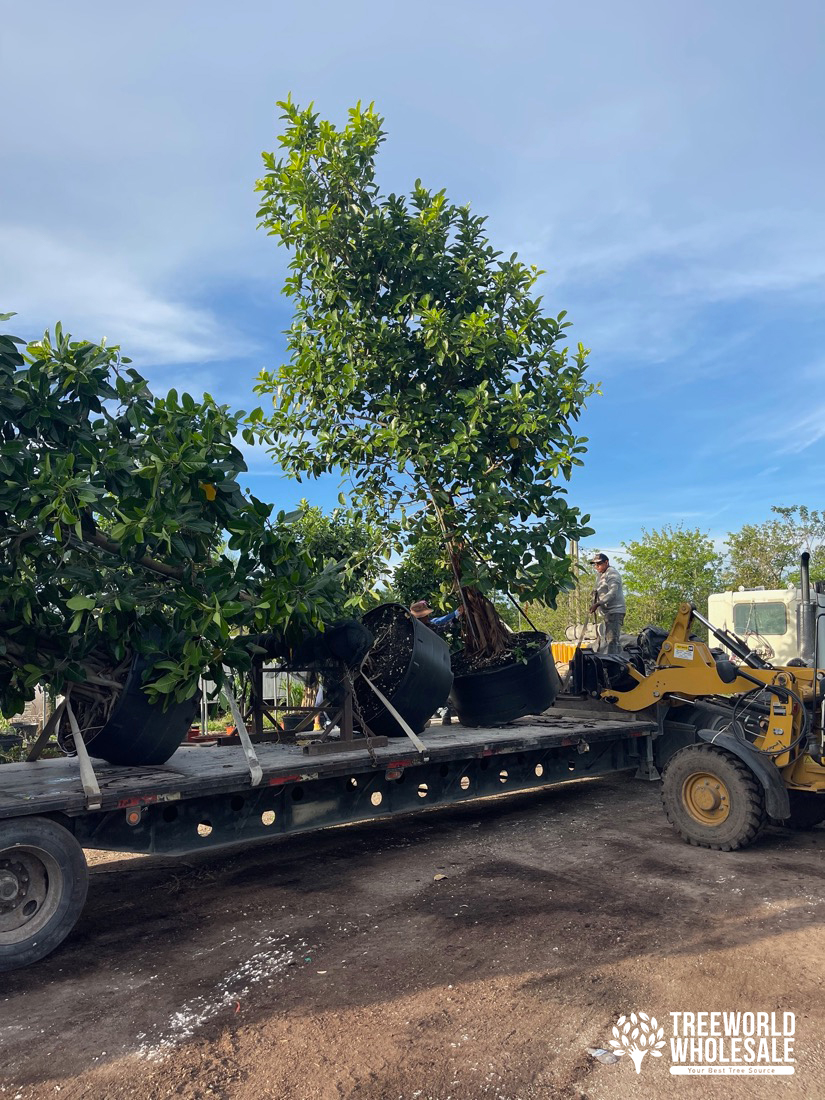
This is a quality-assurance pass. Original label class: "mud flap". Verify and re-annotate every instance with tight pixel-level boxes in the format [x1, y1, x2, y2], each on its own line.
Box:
[697, 729, 790, 821]
[634, 734, 661, 781]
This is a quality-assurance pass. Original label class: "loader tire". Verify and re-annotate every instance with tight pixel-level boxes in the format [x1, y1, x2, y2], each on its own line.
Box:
[662, 744, 767, 851]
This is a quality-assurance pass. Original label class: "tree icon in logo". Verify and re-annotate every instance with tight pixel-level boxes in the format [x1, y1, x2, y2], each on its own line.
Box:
[609, 1012, 666, 1073]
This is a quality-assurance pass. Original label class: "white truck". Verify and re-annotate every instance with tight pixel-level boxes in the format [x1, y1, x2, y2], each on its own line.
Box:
[708, 587, 803, 664]
[708, 553, 817, 664]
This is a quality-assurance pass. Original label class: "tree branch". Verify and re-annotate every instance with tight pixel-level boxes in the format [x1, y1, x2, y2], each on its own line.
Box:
[71, 531, 185, 580]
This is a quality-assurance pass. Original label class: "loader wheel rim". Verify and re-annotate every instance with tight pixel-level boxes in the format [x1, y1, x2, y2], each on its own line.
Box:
[682, 772, 731, 826]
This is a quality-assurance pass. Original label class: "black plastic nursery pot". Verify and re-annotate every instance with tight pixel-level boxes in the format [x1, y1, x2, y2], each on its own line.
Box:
[280, 710, 313, 733]
[357, 604, 453, 737]
[85, 654, 199, 767]
[449, 633, 560, 727]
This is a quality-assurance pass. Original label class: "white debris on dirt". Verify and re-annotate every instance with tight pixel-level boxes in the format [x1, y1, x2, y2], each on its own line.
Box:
[133, 934, 305, 1061]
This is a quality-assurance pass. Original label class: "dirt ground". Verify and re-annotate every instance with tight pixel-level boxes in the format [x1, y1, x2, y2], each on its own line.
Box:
[2, 773, 824, 1100]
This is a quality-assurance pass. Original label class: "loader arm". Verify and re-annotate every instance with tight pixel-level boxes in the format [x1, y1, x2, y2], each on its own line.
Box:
[602, 603, 819, 771]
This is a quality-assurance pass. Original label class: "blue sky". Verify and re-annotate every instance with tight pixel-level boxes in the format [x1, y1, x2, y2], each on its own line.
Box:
[3, 0, 824, 562]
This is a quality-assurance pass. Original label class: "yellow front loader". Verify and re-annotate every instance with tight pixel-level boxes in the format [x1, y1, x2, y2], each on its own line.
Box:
[600, 601, 825, 850]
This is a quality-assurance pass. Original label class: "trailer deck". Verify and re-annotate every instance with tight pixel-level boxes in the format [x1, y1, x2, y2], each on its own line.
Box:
[0, 712, 656, 857]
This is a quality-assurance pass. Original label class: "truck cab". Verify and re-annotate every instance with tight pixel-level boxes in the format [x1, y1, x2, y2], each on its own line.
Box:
[708, 587, 808, 664]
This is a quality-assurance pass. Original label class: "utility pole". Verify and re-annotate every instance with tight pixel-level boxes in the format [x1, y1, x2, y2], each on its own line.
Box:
[570, 539, 580, 633]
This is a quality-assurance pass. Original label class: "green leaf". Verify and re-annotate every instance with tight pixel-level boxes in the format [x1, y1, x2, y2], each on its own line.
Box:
[66, 595, 96, 611]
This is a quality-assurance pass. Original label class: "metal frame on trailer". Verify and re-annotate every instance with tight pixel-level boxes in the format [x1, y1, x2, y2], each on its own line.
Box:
[1, 715, 656, 856]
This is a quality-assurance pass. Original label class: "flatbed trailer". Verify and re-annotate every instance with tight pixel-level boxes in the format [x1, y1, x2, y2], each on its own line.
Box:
[0, 710, 656, 971]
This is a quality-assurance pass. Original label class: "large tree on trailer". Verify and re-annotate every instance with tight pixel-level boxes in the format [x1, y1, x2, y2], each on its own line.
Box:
[0, 315, 340, 762]
[254, 100, 595, 662]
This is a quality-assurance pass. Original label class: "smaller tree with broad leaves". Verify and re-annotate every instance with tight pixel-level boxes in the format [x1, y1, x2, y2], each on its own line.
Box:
[0, 314, 340, 747]
[621, 525, 723, 634]
[283, 501, 390, 611]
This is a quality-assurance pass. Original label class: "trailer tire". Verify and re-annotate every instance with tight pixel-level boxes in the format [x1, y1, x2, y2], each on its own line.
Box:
[661, 744, 767, 851]
[0, 817, 89, 972]
[783, 790, 825, 831]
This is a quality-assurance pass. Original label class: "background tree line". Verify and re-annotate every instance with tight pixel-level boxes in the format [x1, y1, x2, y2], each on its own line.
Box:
[305, 504, 825, 641]
[524, 505, 825, 639]
[617, 505, 825, 634]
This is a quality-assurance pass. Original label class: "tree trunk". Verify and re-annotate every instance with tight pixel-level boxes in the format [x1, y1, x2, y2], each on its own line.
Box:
[441, 540, 511, 660]
[461, 586, 511, 659]
[628, 1046, 647, 1074]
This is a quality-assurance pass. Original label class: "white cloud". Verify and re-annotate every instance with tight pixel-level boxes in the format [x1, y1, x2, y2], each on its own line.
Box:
[4, 3, 823, 381]
[507, 207, 825, 374]
[705, 393, 825, 461]
[0, 224, 255, 365]
[530, 209, 825, 300]
[772, 404, 825, 456]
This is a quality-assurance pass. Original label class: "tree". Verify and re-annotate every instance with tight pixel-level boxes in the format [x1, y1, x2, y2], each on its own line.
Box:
[0, 316, 339, 723]
[620, 525, 723, 633]
[391, 533, 453, 608]
[284, 501, 390, 609]
[254, 99, 595, 660]
[390, 532, 519, 627]
[523, 565, 596, 642]
[724, 506, 825, 589]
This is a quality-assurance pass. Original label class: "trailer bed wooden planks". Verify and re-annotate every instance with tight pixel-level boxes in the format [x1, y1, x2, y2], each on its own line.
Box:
[0, 713, 654, 821]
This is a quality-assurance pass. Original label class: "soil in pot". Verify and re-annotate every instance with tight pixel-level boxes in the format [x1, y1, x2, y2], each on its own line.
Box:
[355, 604, 453, 737]
[449, 631, 560, 727]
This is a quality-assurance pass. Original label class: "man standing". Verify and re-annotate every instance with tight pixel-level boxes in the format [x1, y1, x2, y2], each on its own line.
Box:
[589, 553, 626, 656]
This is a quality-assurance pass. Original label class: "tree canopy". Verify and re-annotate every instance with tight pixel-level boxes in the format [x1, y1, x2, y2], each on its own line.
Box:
[389, 532, 451, 609]
[620, 525, 723, 633]
[254, 99, 596, 656]
[284, 501, 389, 609]
[0, 315, 339, 719]
[723, 505, 825, 589]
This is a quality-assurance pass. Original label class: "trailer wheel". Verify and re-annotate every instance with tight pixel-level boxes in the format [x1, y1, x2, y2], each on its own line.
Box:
[0, 817, 89, 972]
[783, 790, 825, 831]
[661, 744, 766, 851]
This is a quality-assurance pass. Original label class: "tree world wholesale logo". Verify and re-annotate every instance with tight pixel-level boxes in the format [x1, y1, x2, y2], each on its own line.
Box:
[609, 1011, 795, 1075]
